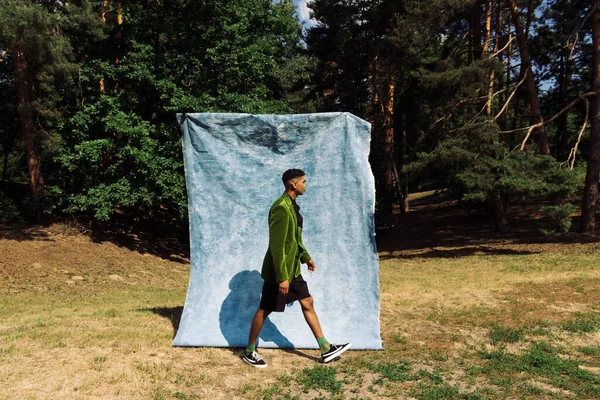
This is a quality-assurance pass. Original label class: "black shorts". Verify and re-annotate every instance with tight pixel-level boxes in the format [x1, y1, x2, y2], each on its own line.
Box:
[260, 275, 311, 312]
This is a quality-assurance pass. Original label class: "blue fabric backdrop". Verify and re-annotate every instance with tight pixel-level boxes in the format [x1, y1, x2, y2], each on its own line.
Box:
[173, 112, 382, 350]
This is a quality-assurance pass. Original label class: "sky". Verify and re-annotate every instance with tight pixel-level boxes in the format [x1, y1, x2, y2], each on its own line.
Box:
[293, 0, 317, 28]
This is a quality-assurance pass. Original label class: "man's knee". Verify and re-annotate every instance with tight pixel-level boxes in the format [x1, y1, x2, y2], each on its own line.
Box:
[257, 308, 271, 319]
[300, 296, 315, 312]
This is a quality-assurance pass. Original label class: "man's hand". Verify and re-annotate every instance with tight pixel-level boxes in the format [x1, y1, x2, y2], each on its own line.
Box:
[279, 280, 289, 296]
[307, 259, 316, 272]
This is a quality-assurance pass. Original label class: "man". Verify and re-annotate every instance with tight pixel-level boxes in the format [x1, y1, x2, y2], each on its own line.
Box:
[241, 169, 351, 368]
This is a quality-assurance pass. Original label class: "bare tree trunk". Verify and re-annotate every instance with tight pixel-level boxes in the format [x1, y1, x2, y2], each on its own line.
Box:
[490, 190, 509, 231]
[12, 45, 44, 199]
[505, 10, 512, 132]
[471, 0, 483, 61]
[581, 1, 600, 233]
[508, 0, 550, 155]
[382, 76, 395, 194]
[483, 0, 492, 54]
[556, 38, 575, 159]
[398, 109, 409, 213]
[100, 0, 108, 92]
[484, 0, 494, 115]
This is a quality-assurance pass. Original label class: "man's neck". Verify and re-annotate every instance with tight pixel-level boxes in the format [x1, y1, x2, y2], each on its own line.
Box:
[285, 190, 297, 201]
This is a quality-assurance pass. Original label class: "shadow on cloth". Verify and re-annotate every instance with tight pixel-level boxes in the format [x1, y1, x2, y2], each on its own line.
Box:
[220, 270, 294, 348]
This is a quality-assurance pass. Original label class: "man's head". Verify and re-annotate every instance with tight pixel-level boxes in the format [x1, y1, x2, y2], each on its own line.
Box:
[282, 169, 306, 196]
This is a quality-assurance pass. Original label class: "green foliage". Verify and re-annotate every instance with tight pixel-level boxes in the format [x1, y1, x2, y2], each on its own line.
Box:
[42, 0, 307, 223]
[55, 96, 186, 221]
[21, 186, 63, 221]
[406, 119, 582, 230]
[539, 203, 578, 236]
[0, 193, 21, 223]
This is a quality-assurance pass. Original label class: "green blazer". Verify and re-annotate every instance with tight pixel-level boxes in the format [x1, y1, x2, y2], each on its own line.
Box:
[261, 192, 312, 284]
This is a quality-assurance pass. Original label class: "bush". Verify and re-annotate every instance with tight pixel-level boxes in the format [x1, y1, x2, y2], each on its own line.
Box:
[539, 203, 577, 236]
[0, 193, 21, 223]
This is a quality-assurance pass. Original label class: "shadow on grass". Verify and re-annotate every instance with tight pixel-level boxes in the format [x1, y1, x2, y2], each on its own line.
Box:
[90, 220, 189, 264]
[150, 306, 183, 339]
[376, 191, 600, 257]
[281, 348, 322, 362]
[0, 223, 53, 241]
[379, 245, 539, 260]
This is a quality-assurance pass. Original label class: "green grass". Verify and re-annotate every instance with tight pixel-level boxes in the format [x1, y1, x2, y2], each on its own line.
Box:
[367, 360, 413, 382]
[295, 365, 343, 394]
[562, 312, 600, 333]
[577, 345, 600, 356]
[489, 325, 524, 344]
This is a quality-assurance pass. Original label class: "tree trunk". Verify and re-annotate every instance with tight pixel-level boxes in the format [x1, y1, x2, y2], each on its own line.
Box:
[484, 0, 494, 115]
[556, 38, 575, 160]
[100, 0, 108, 92]
[12, 45, 44, 198]
[490, 190, 509, 231]
[382, 76, 395, 195]
[470, 0, 483, 61]
[581, 1, 600, 233]
[503, 9, 512, 132]
[507, 0, 550, 155]
[483, 0, 492, 54]
[398, 109, 409, 213]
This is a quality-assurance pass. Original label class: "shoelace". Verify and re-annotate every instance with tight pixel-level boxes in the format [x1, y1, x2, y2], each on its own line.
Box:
[251, 351, 263, 361]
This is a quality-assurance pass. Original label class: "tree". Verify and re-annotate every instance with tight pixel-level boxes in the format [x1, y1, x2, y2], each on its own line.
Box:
[54, 0, 309, 224]
[0, 0, 99, 215]
[581, 0, 600, 233]
[507, 0, 550, 155]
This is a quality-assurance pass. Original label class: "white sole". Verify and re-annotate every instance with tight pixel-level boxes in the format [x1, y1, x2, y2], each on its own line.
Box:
[241, 356, 268, 368]
[322, 343, 351, 363]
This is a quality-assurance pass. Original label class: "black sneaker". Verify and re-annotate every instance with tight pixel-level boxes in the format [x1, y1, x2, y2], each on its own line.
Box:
[321, 342, 351, 363]
[241, 351, 267, 368]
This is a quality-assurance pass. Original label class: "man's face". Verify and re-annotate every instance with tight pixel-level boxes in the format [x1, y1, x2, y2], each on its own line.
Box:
[292, 176, 307, 195]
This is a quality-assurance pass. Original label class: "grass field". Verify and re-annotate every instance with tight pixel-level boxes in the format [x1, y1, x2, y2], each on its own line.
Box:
[1, 192, 600, 399]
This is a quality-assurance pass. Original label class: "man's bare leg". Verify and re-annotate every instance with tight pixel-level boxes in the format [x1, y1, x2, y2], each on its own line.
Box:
[247, 308, 271, 347]
[299, 296, 324, 339]
[299, 296, 351, 362]
[242, 308, 271, 368]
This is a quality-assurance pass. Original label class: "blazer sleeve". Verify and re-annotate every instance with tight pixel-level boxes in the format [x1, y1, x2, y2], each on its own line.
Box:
[269, 204, 290, 283]
[298, 229, 312, 264]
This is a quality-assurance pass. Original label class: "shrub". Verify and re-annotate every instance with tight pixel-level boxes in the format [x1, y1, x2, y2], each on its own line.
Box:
[0, 193, 21, 223]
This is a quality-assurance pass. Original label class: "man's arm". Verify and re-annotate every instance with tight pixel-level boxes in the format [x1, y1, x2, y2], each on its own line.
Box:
[298, 228, 312, 264]
[269, 205, 290, 285]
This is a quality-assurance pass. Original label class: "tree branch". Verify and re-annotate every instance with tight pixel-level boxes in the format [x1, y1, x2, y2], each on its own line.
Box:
[491, 36, 515, 58]
[517, 92, 598, 150]
[567, 97, 590, 169]
[494, 67, 528, 121]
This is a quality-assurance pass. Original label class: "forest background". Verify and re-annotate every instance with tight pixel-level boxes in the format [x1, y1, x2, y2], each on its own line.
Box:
[1, 0, 599, 237]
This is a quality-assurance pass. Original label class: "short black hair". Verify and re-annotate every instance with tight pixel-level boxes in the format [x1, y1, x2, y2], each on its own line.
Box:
[282, 169, 305, 185]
